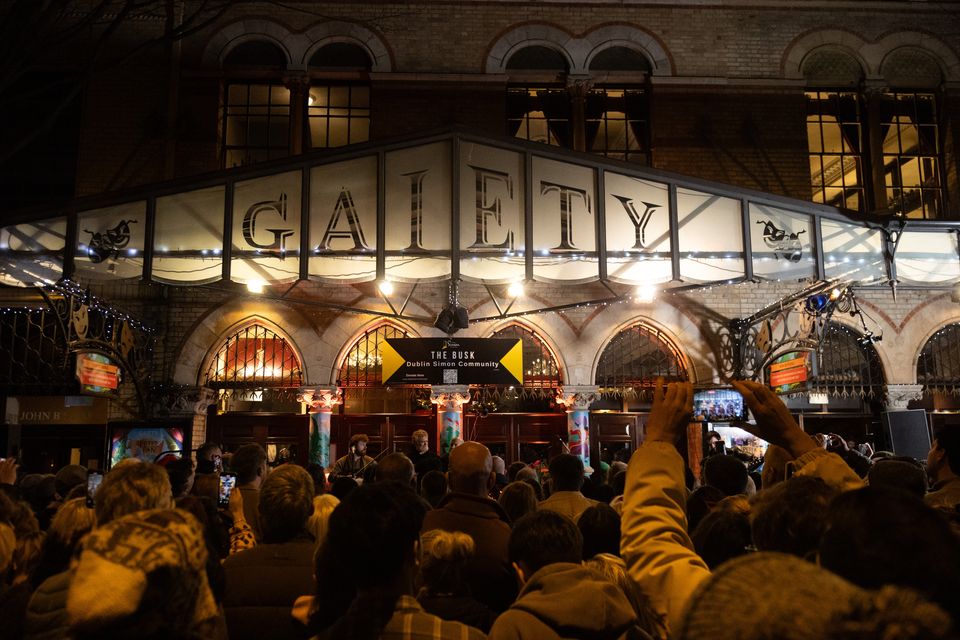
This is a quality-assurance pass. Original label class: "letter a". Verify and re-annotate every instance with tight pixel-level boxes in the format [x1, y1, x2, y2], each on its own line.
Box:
[316, 189, 370, 251]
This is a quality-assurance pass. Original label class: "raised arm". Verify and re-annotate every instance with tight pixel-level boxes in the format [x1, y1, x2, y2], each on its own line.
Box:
[621, 379, 711, 634]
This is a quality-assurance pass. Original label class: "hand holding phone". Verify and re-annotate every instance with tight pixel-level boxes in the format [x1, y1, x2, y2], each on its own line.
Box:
[86, 470, 104, 508]
[218, 473, 237, 508]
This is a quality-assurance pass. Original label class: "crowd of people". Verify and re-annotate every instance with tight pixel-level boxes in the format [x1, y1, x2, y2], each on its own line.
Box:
[1, 380, 959, 639]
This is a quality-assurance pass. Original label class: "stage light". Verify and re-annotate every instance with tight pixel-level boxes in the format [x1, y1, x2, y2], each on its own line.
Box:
[246, 279, 265, 294]
[805, 294, 829, 314]
[635, 284, 657, 303]
[377, 280, 394, 295]
[507, 281, 524, 298]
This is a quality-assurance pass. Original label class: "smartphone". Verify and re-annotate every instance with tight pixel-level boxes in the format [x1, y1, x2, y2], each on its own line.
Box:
[86, 470, 104, 508]
[218, 472, 237, 508]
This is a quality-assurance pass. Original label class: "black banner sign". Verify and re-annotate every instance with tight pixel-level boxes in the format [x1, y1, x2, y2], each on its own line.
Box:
[381, 338, 523, 385]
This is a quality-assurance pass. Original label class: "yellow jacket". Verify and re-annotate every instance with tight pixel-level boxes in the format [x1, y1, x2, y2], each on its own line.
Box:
[620, 442, 863, 633]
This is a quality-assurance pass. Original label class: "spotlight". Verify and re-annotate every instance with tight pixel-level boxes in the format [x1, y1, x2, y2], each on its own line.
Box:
[246, 279, 265, 294]
[805, 294, 829, 314]
[830, 287, 843, 301]
[377, 280, 394, 295]
[507, 281, 524, 298]
[635, 284, 657, 303]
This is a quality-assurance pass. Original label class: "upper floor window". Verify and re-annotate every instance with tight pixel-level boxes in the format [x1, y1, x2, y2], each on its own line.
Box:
[803, 47, 943, 218]
[220, 39, 371, 168]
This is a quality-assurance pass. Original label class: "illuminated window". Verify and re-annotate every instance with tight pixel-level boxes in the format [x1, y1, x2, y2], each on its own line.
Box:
[806, 91, 865, 213]
[879, 92, 941, 219]
[491, 324, 562, 388]
[507, 87, 568, 147]
[587, 88, 648, 163]
[307, 43, 371, 150]
[222, 82, 291, 168]
[338, 324, 409, 387]
[595, 323, 688, 393]
[204, 324, 303, 388]
[917, 323, 960, 391]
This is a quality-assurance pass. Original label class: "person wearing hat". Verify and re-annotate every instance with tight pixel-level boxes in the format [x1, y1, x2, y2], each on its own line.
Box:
[620, 379, 865, 635]
[329, 434, 375, 480]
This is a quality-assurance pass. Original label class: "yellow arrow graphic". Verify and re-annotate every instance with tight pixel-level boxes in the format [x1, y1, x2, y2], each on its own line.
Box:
[381, 339, 405, 383]
[500, 339, 524, 385]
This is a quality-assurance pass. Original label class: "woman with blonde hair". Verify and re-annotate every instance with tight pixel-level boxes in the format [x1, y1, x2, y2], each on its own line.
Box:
[307, 494, 339, 548]
[416, 529, 495, 632]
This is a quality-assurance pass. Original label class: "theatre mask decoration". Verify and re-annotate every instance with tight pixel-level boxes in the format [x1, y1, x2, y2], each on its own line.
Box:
[3, 133, 960, 288]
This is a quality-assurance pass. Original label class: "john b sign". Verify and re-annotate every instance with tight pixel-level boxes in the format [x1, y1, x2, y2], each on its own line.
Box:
[381, 338, 523, 385]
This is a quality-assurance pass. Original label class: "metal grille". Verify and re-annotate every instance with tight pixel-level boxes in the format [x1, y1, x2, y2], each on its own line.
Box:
[491, 324, 562, 388]
[204, 324, 303, 389]
[595, 323, 688, 393]
[811, 323, 884, 396]
[917, 323, 960, 392]
[337, 324, 409, 387]
[0, 308, 70, 390]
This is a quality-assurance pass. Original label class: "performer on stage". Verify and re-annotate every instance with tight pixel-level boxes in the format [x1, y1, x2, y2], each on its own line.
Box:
[330, 433, 376, 479]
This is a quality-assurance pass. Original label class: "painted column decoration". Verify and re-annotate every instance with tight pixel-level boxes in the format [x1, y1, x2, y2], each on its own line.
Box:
[883, 384, 924, 410]
[430, 385, 471, 456]
[298, 388, 343, 467]
[555, 386, 599, 474]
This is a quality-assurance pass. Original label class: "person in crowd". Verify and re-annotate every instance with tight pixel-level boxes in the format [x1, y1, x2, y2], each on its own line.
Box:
[506, 461, 527, 483]
[585, 553, 665, 640]
[330, 434, 375, 480]
[230, 443, 269, 542]
[222, 464, 316, 640]
[166, 457, 196, 499]
[1, 528, 44, 639]
[819, 485, 960, 626]
[690, 502, 751, 570]
[422, 441, 516, 613]
[489, 456, 508, 500]
[926, 426, 960, 510]
[67, 508, 224, 640]
[684, 485, 725, 534]
[416, 529, 495, 632]
[701, 454, 748, 497]
[375, 452, 416, 487]
[330, 475, 358, 501]
[748, 475, 835, 560]
[195, 442, 223, 475]
[608, 469, 628, 515]
[498, 481, 537, 526]
[419, 470, 448, 508]
[867, 456, 927, 498]
[18, 476, 56, 531]
[620, 378, 956, 639]
[489, 510, 640, 639]
[94, 461, 174, 525]
[305, 463, 327, 496]
[409, 429, 441, 480]
[823, 432, 873, 478]
[577, 503, 621, 559]
[306, 494, 339, 550]
[705, 431, 726, 457]
[52, 466, 86, 505]
[27, 497, 96, 592]
[310, 482, 485, 640]
[538, 453, 600, 522]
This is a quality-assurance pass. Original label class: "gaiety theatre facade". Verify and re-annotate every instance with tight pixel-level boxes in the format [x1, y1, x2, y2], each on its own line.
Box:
[1, 1, 960, 471]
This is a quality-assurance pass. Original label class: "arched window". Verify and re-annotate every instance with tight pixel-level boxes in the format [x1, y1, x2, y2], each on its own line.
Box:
[586, 47, 650, 164]
[221, 40, 291, 168]
[203, 323, 303, 388]
[595, 323, 687, 395]
[506, 46, 570, 148]
[810, 323, 884, 396]
[491, 324, 562, 389]
[307, 42, 371, 149]
[917, 324, 960, 393]
[338, 324, 409, 387]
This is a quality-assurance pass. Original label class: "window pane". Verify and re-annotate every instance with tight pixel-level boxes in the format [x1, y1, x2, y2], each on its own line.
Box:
[805, 91, 863, 214]
[221, 82, 290, 167]
[308, 83, 370, 149]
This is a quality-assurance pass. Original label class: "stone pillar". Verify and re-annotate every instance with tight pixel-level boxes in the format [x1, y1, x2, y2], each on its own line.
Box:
[298, 387, 343, 468]
[149, 385, 217, 457]
[284, 72, 310, 155]
[555, 385, 599, 474]
[884, 384, 924, 410]
[430, 385, 471, 455]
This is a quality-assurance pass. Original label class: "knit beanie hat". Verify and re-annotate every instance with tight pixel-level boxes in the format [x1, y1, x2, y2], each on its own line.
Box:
[677, 552, 953, 640]
[67, 508, 218, 635]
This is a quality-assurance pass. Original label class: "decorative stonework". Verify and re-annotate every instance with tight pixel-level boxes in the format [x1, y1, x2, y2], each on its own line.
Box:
[884, 384, 924, 410]
[298, 387, 343, 411]
[151, 385, 217, 418]
[555, 385, 600, 411]
[430, 385, 471, 409]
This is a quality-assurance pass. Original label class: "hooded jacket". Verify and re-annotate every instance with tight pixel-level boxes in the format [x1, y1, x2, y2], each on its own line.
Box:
[488, 562, 640, 640]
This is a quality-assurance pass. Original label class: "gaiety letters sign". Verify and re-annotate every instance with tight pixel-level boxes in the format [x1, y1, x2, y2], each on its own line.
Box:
[381, 337, 523, 385]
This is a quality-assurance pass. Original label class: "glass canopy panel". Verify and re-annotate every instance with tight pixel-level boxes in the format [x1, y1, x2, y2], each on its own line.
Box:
[531, 156, 598, 282]
[895, 231, 960, 284]
[75, 202, 146, 281]
[820, 219, 885, 283]
[384, 142, 452, 282]
[153, 186, 225, 284]
[748, 204, 816, 281]
[677, 188, 743, 283]
[230, 171, 301, 285]
[309, 156, 378, 282]
[604, 173, 672, 285]
[458, 143, 526, 283]
[0, 217, 66, 287]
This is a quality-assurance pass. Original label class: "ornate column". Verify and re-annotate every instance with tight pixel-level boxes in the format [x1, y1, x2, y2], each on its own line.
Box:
[298, 387, 343, 468]
[284, 72, 311, 156]
[149, 385, 218, 455]
[430, 385, 471, 456]
[555, 385, 599, 473]
[884, 384, 924, 410]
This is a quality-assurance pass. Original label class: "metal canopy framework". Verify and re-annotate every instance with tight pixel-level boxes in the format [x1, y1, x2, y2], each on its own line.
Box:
[1, 128, 958, 298]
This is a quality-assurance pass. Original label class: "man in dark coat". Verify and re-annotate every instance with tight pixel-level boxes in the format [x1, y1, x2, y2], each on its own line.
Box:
[421, 441, 517, 613]
[222, 464, 316, 640]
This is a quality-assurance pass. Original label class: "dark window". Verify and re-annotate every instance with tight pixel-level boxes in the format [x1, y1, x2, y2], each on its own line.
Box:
[307, 84, 370, 149]
[309, 43, 372, 70]
[506, 46, 569, 71]
[221, 83, 291, 168]
[595, 323, 688, 393]
[589, 47, 651, 73]
[223, 41, 286, 68]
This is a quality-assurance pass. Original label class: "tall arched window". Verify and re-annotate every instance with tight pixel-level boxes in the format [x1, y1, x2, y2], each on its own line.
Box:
[307, 42, 372, 150]
[917, 324, 960, 393]
[595, 322, 688, 395]
[506, 46, 570, 147]
[810, 323, 884, 396]
[337, 324, 426, 413]
[491, 324, 562, 389]
[203, 323, 303, 388]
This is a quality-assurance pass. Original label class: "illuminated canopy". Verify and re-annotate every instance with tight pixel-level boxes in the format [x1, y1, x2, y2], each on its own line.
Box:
[1, 129, 957, 289]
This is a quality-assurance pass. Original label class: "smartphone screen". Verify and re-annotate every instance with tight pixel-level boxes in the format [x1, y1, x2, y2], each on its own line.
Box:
[86, 471, 104, 508]
[218, 473, 237, 508]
